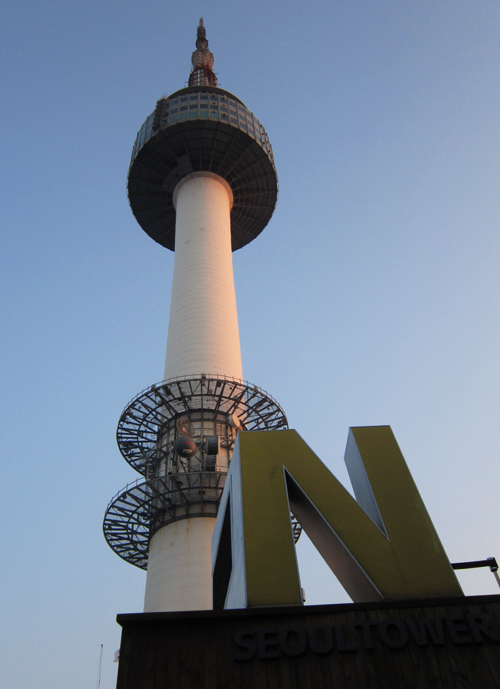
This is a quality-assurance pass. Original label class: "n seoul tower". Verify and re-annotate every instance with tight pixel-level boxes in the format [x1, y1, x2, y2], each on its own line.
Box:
[103, 20, 292, 612]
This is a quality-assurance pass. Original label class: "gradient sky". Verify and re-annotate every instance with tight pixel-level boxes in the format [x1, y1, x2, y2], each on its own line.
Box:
[1, 1, 499, 687]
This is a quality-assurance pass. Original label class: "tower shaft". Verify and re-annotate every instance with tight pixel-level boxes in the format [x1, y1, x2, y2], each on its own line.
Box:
[146, 173, 243, 612]
[164, 173, 243, 381]
[144, 514, 216, 612]
[103, 20, 287, 616]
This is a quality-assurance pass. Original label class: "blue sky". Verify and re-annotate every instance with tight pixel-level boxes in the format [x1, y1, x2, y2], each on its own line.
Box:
[1, 1, 500, 687]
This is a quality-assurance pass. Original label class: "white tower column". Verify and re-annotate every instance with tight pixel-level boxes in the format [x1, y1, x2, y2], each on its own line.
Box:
[144, 516, 216, 612]
[144, 172, 242, 613]
[103, 20, 283, 621]
[163, 172, 243, 381]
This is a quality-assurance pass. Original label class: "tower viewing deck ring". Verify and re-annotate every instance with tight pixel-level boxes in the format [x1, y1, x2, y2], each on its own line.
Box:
[117, 374, 289, 476]
[127, 86, 278, 251]
[103, 472, 302, 570]
[103, 472, 226, 570]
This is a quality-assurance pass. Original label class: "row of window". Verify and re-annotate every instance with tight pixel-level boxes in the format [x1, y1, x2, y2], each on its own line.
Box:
[168, 94, 244, 109]
[168, 101, 260, 129]
[131, 96, 273, 163]
[132, 113, 155, 158]
[163, 109, 259, 133]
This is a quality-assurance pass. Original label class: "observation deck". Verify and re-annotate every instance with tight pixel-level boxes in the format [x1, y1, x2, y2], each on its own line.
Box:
[127, 86, 278, 251]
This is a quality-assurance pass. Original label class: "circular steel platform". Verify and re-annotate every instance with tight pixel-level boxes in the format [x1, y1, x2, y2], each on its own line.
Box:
[117, 374, 289, 476]
[103, 473, 302, 571]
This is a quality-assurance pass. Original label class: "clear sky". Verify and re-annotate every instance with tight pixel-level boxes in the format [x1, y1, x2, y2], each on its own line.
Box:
[1, 1, 499, 687]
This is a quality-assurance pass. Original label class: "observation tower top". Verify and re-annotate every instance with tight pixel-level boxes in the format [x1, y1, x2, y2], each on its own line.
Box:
[126, 20, 279, 251]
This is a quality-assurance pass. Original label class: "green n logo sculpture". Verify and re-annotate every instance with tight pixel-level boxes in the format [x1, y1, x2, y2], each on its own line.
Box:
[212, 427, 462, 609]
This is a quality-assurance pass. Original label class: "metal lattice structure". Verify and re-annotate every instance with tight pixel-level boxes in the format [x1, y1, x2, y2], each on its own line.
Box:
[117, 375, 288, 476]
[104, 474, 303, 571]
[103, 472, 226, 570]
[104, 375, 301, 570]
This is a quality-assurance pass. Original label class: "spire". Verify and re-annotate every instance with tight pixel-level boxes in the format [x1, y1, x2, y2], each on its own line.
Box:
[188, 18, 218, 87]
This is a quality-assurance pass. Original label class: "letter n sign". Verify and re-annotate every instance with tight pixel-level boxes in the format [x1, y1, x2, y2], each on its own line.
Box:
[211, 427, 462, 609]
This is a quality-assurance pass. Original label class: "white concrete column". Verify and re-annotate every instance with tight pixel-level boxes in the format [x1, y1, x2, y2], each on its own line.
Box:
[144, 172, 243, 613]
[144, 518, 215, 612]
[163, 172, 243, 381]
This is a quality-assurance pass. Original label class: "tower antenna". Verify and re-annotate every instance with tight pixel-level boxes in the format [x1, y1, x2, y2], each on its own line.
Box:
[189, 17, 217, 87]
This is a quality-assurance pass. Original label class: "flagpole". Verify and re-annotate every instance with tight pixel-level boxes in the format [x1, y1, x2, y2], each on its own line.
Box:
[97, 644, 103, 689]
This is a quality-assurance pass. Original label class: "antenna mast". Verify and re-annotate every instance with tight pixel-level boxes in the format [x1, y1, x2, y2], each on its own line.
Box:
[97, 644, 103, 689]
